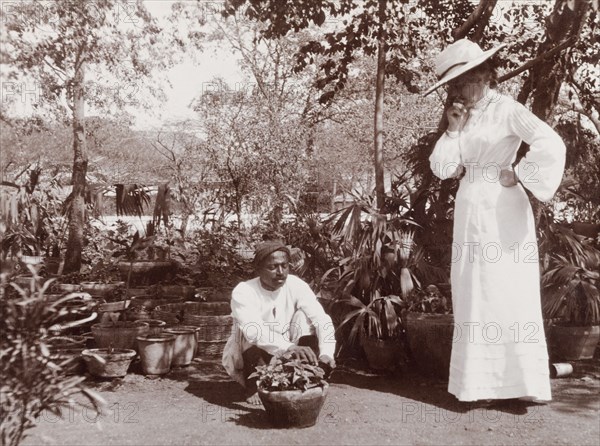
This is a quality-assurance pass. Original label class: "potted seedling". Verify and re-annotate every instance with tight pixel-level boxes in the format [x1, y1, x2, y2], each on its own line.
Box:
[249, 353, 329, 428]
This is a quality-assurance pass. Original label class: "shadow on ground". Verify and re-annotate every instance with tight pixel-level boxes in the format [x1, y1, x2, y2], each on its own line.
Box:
[161, 356, 600, 426]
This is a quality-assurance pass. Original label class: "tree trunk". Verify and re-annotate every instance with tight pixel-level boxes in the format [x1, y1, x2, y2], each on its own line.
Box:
[331, 179, 337, 213]
[63, 65, 88, 274]
[373, 0, 386, 211]
[518, 0, 591, 121]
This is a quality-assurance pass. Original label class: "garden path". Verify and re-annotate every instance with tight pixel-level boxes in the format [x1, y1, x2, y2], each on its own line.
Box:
[24, 359, 600, 446]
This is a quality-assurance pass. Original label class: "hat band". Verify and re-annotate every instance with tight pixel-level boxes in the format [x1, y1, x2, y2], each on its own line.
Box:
[438, 61, 468, 80]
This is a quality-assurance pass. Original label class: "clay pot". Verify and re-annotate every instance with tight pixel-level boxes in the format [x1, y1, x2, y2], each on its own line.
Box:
[549, 325, 600, 360]
[44, 335, 87, 375]
[159, 285, 196, 300]
[405, 312, 454, 379]
[57, 283, 82, 293]
[117, 260, 175, 286]
[80, 282, 125, 298]
[82, 348, 136, 378]
[124, 306, 152, 321]
[163, 326, 198, 367]
[91, 321, 149, 352]
[137, 334, 176, 375]
[145, 319, 167, 336]
[361, 336, 403, 371]
[258, 383, 329, 428]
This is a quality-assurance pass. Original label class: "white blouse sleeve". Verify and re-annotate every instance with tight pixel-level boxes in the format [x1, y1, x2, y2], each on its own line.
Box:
[509, 101, 566, 202]
[429, 131, 464, 180]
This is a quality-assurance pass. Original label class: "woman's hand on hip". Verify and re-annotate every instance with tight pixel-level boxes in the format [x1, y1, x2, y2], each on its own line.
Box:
[500, 168, 518, 187]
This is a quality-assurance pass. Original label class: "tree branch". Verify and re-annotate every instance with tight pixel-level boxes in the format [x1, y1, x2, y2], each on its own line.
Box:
[452, 0, 496, 41]
[498, 37, 576, 83]
[472, 0, 498, 42]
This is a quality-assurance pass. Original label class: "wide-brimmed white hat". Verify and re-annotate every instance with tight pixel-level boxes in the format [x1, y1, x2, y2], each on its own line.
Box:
[423, 38, 506, 96]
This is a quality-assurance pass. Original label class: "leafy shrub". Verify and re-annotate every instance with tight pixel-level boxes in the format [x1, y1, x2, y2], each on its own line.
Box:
[190, 224, 253, 288]
[0, 269, 104, 446]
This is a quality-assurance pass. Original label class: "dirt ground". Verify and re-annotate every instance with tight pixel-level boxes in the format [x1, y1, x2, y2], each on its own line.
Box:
[23, 357, 600, 446]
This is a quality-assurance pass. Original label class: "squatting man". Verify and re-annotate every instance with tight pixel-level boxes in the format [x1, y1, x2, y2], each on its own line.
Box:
[222, 240, 336, 404]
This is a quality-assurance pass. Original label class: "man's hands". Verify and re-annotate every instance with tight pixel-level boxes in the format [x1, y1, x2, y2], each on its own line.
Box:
[287, 345, 318, 364]
[286, 346, 337, 377]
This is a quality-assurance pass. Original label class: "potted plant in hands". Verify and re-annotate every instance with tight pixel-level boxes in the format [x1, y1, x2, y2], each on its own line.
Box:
[249, 353, 329, 428]
[404, 284, 454, 379]
[542, 230, 600, 360]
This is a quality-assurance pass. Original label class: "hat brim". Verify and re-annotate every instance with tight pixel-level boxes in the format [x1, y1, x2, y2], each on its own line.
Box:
[423, 44, 506, 97]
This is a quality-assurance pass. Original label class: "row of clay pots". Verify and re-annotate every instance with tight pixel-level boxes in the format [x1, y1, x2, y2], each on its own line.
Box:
[137, 326, 198, 374]
[82, 322, 199, 378]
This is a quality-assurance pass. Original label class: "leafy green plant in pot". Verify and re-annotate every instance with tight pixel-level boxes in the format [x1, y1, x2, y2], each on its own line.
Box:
[542, 227, 600, 360]
[249, 353, 329, 428]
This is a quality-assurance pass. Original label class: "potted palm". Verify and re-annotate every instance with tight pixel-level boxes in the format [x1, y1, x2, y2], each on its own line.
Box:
[336, 293, 405, 371]
[542, 230, 600, 360]
[249, 353, 329, 428]
[324, 198, 416, 371]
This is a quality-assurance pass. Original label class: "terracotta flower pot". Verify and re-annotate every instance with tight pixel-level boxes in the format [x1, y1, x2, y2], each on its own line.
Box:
[117, 260, 175, 286]
[44, 257, 61, 275]
[80, 282, 125, 298]
[361, 337, 403, 371]
[91, 321, 149, 352]
[549, 325, 600, 360]
[137, 334, 176, 375]
[405, 312, 454, 379]
[258, 383, 329, 428]
[57, 283, 82, 293]
[163, 326, 198, 367]
[44, 335, 87, 375]
[145, 319, 167, 336]
[82, 348, 136, 378]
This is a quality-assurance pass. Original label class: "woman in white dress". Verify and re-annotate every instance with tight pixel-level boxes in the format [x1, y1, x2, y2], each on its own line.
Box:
[424, 39, 566, 403]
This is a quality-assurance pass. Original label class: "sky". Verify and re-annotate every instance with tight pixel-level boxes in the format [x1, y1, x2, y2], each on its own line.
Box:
[132, 1, 246, 130]
[0, 0, 246, 131]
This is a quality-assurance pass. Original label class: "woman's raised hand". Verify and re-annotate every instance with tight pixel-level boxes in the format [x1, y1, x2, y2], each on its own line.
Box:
[447, 102, 469, 132]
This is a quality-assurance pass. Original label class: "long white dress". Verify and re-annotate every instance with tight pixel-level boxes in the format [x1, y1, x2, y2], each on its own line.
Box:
[429, 91, 566, 401]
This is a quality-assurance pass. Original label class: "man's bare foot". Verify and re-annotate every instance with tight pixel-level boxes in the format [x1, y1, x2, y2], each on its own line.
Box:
[245, 392, 262, 405]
